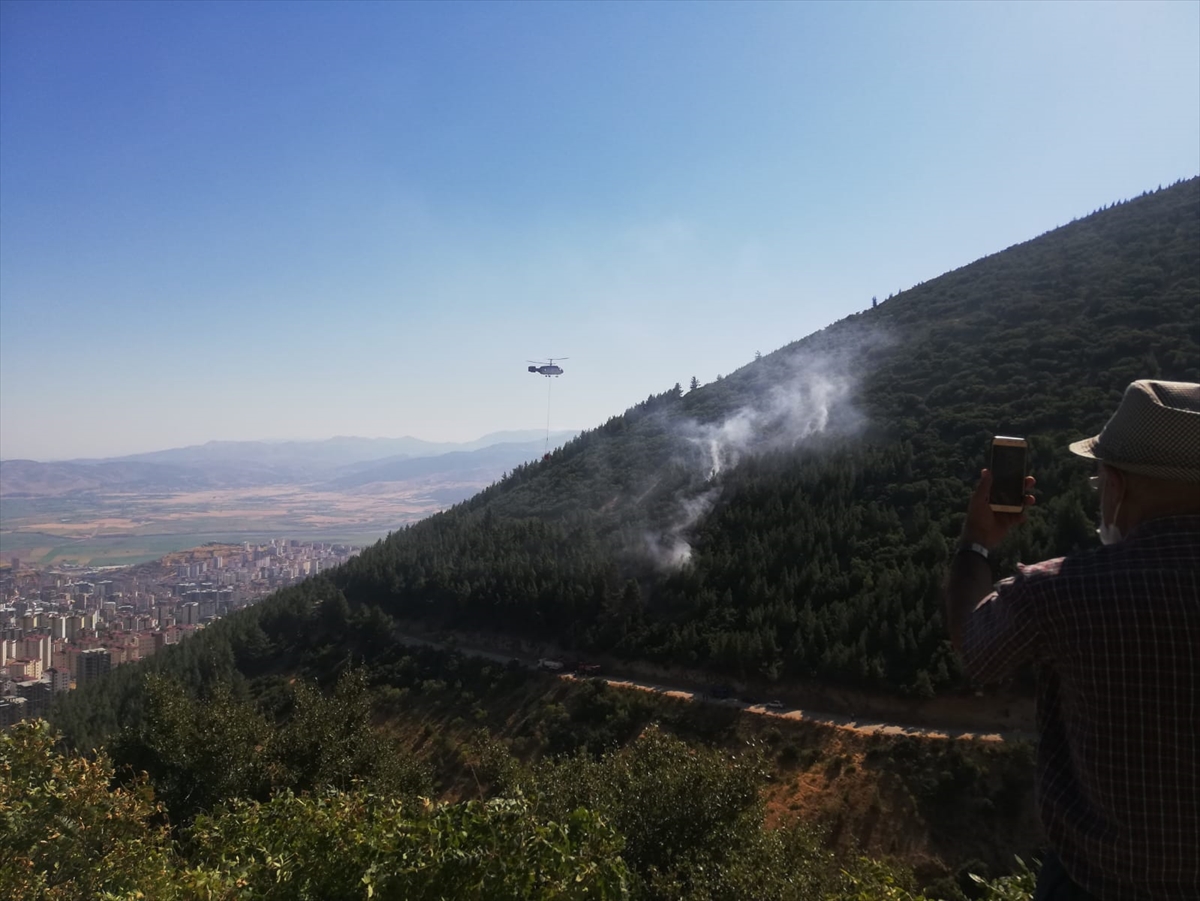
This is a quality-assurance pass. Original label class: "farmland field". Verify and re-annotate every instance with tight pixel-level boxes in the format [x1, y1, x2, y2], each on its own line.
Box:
[0, 481, 473, 565]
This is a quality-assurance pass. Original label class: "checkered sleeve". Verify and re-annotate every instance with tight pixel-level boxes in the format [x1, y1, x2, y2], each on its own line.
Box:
[959, 557, 1062, 684]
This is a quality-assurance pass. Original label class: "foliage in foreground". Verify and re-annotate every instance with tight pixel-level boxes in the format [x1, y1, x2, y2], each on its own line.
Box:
[0, 720, 628, 901]
[528, 727, 823, 901]
[0, 720, 174, 901]
[109, 668, 431, 825]
[183, 791, 629, 901]
[2, 719, 1037, 901]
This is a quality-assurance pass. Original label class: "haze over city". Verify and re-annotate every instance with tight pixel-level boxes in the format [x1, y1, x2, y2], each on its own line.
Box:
[2, 1, 1198, 461]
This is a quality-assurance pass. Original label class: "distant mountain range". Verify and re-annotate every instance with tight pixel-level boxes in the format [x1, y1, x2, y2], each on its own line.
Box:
[324, 442, 579, 491]
[0, 431, 578, 497]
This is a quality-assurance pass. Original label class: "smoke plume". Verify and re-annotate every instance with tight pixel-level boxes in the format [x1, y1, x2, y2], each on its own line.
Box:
[643, 337, 876, 570]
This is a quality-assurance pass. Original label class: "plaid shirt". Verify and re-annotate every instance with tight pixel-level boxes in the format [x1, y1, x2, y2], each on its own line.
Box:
[960, 515, 1200, 901]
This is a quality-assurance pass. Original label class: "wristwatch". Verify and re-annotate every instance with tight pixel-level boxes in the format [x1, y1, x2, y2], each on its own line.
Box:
[957, 541, 989, 561]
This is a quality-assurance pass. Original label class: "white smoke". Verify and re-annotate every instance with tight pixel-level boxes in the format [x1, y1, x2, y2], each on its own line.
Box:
[686, 359, 854, 480]
[643, 343, 873, 571]
[643, 487, 719, 569]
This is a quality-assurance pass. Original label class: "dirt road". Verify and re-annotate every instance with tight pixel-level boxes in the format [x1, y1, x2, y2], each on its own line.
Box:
[393, 632, 1036, 744]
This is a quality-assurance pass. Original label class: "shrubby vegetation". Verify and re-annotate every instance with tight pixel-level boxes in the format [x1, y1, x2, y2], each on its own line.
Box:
[1, 720, 628, 901]
[5, 719, 1036, 900]
[110, 668, 431, 825]
[527, 727, 835, 901]
[1, 720, 175, 901]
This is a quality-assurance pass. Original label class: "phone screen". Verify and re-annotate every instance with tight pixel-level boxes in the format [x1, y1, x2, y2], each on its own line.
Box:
[989, 442, 1027, 508]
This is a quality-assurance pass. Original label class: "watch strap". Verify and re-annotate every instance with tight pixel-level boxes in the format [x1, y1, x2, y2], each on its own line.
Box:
[958, 541, 990, 561]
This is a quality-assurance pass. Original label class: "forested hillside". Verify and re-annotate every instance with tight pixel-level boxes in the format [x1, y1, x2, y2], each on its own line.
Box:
[337, 178, 1200, 695]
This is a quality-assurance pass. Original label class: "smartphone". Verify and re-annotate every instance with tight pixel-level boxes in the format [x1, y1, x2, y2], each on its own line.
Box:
[989, 436, 1028, 513]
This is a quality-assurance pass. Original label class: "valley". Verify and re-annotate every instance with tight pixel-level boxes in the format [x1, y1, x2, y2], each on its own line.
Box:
[0, 432, 575, 565]
[1, 483, 449, 566]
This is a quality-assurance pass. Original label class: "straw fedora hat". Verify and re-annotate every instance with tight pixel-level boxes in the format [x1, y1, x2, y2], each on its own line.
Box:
[1069, 380, 1200, 482]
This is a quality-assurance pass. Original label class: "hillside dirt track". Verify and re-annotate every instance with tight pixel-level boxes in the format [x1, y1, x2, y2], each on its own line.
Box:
[568, 675, 1032, 742]
[393, 631, 1036, 744]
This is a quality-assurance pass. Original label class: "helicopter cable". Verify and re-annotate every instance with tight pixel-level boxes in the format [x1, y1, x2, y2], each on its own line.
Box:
[545, 376, 553, 453]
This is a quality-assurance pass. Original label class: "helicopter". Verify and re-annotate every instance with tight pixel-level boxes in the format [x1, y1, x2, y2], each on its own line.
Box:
[527, 357, 567, 377]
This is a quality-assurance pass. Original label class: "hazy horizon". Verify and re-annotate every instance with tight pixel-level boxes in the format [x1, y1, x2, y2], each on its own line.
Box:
[0, 428, 582, 465]
[3, 1, 1197, 460]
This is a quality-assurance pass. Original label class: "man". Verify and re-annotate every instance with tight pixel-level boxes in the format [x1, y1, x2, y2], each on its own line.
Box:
[945, 380, 1200, 901]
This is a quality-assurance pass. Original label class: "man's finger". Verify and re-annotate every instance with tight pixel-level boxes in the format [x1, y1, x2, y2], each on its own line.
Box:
[974, 469, 993, 500]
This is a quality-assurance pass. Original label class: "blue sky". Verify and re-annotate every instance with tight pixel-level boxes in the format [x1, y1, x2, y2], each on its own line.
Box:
[2, 0, 1197, 460]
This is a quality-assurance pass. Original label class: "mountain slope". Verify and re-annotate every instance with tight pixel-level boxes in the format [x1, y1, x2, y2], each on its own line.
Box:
[0, 460, 216, 497]
[325, 180, 1200, 694]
